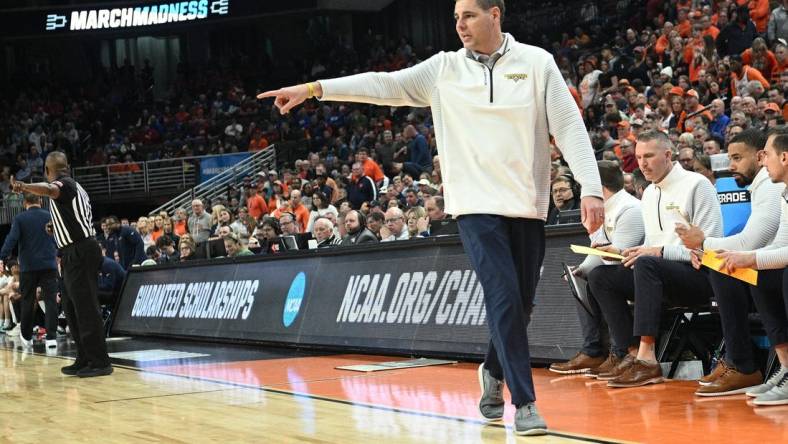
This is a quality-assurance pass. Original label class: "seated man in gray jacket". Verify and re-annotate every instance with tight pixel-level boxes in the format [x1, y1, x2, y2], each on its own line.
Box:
[340, 211, 379, 246]
[550, 161, 644, 376]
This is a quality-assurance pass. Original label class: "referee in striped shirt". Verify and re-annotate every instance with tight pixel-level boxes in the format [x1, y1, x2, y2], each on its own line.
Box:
[11, 151, 112, 377]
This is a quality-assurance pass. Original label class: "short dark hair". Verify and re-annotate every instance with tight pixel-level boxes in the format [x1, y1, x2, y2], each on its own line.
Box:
[368, 211, 385, 223]
[155, 236, 173, 249]
[23, 192, 40, 205]
[260, 217, 282, 235]
[598, 160, 624, 192]
[729, 128, 767, 151]
[457, 0, 506, 24]
[428, 195, 445, 211]
[145, 245, 159, 258]
[767, 126, 788, 154]
[772, 134, 788, 154]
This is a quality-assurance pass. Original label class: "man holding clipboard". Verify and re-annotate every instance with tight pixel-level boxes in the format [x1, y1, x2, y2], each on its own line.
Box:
[687, 128, 788, 406]
[551, 161, 644, 376]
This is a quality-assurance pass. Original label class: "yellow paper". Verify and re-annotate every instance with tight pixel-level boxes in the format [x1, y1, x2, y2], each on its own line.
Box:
[570, 244, 625, 261]
[702, 251, 758, 286]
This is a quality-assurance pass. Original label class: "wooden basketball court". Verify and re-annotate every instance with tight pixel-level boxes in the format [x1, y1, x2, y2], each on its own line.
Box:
[1, 336, 784, 443]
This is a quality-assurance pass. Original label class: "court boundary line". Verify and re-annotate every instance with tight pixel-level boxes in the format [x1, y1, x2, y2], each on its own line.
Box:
[3, 346, 627, 444]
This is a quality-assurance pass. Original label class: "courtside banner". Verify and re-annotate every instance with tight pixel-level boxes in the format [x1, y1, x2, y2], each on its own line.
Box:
[112, 230, 589, 360]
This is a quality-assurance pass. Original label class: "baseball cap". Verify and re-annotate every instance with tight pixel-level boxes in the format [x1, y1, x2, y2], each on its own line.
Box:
[417, 178, 431, 186]
[765, 102, 780, 113]
[268, 170, 278, 176]
[684, 89, 699, 99]
[669, 86, 685, 96]
[660, 66, 673, 78]
[632, 119, 644, 127]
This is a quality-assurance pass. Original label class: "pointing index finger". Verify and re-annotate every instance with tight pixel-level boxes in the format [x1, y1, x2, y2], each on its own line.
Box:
[256, 90, 280, 100]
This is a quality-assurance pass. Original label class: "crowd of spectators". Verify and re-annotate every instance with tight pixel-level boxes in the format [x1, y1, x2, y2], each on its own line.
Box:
[3, 0, 788, 264]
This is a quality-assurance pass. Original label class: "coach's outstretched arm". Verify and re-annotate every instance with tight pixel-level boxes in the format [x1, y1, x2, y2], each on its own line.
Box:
[257, 53, 442, 114]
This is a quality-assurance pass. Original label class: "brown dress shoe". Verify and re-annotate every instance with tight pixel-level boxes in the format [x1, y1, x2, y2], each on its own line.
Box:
[695, 367, 763, 397]
[607, 359, 664, 388]
[597, 355, 635, 381]
[586, 354, 622, 378]
[698, 360, 729, 386]
[549, 352, 607, 374]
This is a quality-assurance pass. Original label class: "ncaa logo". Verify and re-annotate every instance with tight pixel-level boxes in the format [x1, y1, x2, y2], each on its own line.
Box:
[283, 272, 306, 327]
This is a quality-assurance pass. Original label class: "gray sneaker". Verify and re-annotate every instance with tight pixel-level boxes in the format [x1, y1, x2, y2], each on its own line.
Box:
[746, 366, 788, 397]
[753, 371, 788, 406]
[514, 402, 548, 436]
[477, 364, 504, 421]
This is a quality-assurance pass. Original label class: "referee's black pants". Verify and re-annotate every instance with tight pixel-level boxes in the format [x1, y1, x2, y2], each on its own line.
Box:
[19, 268, 58, 341]
[61, 238, 110, 367]
[457, 215, 544, 407]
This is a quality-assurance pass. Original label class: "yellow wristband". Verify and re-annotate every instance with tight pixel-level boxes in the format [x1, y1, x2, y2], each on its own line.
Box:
[306, 82, 315, 99]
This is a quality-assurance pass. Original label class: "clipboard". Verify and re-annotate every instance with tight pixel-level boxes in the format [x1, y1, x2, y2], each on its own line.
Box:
[562, 263, 595, 317]
[570, 244, 625, 261]
[701, 251, 758, 286]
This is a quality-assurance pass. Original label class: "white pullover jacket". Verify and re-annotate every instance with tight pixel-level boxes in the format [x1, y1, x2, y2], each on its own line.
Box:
[319, 34, 602, 219]
[641, 164, 723, 262]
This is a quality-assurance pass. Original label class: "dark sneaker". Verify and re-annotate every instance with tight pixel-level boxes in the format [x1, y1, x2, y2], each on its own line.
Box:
[76, 364, 114, 378]
[514, 402, 547, 436]
[549, 352, 606, 375]
[607, 359, 664, 388]
[61, 361, 88, 376]
[695, 367, 762, 397]
[586, 354, 622, 379]
[597, 354, 635, 381]
[477, 364, 504, 421]
[698, 360, 729, 386]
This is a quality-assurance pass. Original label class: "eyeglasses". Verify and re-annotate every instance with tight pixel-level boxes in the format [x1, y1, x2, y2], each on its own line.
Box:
[385, 217, 403, 224]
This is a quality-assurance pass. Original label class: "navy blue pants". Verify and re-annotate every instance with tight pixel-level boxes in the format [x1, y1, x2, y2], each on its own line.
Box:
[457, 215, 544, 407]
[576, 284, 610, 358]
[708, 271, 757, 373]
[750, 268, 788, 348]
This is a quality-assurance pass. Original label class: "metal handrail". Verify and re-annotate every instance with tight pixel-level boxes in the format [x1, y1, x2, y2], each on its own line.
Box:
[149, 147, 277, 217]
[70, 152, 257, 202]
[0, 195, 51, 225]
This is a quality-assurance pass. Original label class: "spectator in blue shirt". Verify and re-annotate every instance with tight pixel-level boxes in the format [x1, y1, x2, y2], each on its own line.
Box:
[709, 99, 730, 140]
[104, 215, 146, 270]
[401, 125, 432, 178]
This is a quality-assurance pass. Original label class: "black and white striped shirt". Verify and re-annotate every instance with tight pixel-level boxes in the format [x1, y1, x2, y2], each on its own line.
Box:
[50, 176, 95, 248]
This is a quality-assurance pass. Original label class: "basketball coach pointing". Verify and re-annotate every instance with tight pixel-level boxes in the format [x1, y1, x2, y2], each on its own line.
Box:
[11, 151, 112, 378]
[259, 0, 603, 435]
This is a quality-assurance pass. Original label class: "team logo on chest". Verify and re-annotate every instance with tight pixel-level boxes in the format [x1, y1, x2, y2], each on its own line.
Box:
[505, 73, 528, 82]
